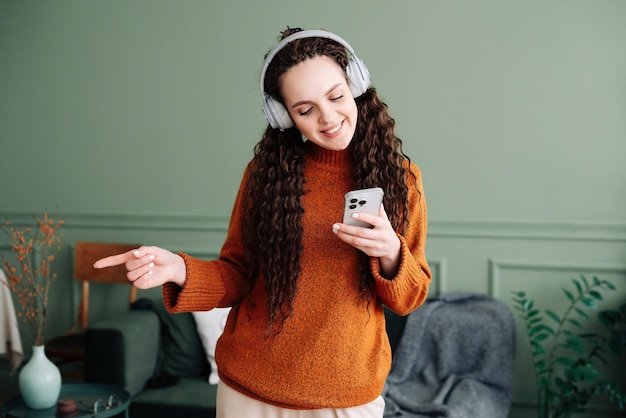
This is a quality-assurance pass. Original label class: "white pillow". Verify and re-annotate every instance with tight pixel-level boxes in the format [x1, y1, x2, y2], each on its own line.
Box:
[192, 307, 231, 384]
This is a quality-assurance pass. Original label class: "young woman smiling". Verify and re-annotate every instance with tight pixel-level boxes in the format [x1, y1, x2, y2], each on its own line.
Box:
[94, 27, 431, 418]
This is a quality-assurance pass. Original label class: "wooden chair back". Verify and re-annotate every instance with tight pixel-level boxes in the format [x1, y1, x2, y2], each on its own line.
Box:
[72, 241, 140, 333]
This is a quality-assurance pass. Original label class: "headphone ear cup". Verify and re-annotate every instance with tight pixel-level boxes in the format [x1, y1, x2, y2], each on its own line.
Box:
[346, 57, 371, 98]
[262, 95, 294, 131]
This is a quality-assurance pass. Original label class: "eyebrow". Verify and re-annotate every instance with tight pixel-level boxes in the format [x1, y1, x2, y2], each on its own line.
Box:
[290, 83, 343, 109]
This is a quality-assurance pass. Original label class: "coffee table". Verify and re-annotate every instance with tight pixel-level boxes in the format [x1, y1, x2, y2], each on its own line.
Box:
[1, 383, 130, 418]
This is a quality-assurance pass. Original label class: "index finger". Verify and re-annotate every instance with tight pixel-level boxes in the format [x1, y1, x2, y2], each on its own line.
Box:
[351, 211, 382, 229]
[93, 250, 137, 269]
[358, 203, 388, 226]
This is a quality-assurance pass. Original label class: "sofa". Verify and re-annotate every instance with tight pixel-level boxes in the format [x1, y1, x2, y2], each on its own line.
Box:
[85, 293, 515, 418]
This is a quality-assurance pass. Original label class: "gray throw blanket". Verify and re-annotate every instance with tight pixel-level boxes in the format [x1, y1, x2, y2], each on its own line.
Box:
[383, 292, 516, 418]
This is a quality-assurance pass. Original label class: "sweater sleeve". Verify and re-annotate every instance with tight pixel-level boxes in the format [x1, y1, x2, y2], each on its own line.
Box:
[370, 162, 431, 316]
[163, 166, 253, 313]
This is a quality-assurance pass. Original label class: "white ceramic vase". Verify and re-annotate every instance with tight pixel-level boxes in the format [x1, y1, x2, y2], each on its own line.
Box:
[18, 345, 62, 409]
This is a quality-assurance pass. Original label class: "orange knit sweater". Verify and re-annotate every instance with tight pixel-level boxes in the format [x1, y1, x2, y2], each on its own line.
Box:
[162, 141, 431, 409]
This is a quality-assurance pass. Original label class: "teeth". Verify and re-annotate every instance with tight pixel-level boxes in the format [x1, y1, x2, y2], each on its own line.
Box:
[325, 124, 341, 134]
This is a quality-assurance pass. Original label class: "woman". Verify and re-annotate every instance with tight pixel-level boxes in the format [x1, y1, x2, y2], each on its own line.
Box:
[95, 27, 431, 418]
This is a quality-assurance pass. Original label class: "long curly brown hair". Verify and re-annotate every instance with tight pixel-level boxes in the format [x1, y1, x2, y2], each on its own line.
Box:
[245, 28, 417, 331]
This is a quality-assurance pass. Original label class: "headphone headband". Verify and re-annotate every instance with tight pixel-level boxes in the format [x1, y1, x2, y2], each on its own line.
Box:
[259, 29, 371, 130]
[259, 29, 359, 93]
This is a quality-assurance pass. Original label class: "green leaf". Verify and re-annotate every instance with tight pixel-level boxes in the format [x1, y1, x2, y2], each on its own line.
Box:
[574, 307, 590, 321]
[594, 352, 608, 365]
[556, 376, 575, 391]
[559, 337, 585, 356]
[512, 295, 527, 304]
[588, 290, 603, 301]
[567, 318, 583, 329]
[573, 366, 601, 382]
[555, 357, 575, 367]
[602, 279, 616, 290]
[598, 311, 617, 328]
[531, 324, 555, 336]
[573, 278, 583, 297]
[580, 274, 590, 288]
[546, 309, 562, 324]
[533, 342, 545, 355]
[535, 359, 547, 372]
[511, 298, 525, 307]
[524, 298, 534, 311]
[581, 297, 598, 309]
[527, 309, 541, 318]
[513, 305, 526, 314]
[563, 288, 575, 303]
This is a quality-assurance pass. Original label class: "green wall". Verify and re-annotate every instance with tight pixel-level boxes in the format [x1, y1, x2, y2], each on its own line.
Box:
[1, 1, 626, 416]
[2, 0, 626, 221]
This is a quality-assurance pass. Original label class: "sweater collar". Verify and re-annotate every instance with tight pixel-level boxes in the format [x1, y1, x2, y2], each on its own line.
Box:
[304, 140, 353, 168]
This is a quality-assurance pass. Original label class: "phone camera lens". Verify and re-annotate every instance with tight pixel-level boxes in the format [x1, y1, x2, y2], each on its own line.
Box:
[349, 204, 357, 209]
[358, 200, 367, 206]
[350, 198, 358, 204]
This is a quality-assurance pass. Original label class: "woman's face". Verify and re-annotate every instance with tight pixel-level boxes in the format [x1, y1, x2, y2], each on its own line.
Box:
[280, 56, 358, 151]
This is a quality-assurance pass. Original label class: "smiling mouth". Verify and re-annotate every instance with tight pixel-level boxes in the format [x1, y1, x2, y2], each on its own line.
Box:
[323, 122, 342, 135]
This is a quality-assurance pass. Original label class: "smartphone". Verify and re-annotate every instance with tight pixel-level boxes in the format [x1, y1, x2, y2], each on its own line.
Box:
[342, 187, 384, 228]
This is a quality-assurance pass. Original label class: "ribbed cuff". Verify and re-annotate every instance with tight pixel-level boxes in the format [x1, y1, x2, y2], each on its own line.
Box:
[161, 253, 225, 313]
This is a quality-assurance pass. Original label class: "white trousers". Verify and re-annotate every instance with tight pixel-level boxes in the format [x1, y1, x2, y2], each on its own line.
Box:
[216, 381, 385, 418]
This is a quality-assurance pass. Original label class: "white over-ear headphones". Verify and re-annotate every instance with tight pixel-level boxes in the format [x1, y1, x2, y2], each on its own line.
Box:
[260, 29, 371, 131]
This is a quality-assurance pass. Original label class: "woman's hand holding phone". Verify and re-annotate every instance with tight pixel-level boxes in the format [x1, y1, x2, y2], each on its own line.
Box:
[333, 188, 401, 278]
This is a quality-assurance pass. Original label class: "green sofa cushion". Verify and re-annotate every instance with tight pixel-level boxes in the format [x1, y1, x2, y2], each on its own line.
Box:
[133, 298, 209, 379]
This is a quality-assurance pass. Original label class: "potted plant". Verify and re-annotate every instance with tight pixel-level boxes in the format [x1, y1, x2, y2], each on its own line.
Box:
[512, 275, 626, 418]
[1, 212, 64, 409]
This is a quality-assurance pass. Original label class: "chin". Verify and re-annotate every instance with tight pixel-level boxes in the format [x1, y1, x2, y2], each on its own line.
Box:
[328, 140, 352, 151]
[332, 133, 355, 150]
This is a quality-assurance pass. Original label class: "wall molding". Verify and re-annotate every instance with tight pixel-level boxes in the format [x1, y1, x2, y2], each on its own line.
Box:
[490, 258, 626, 416]
[426, 257, 447, 295]
[1, 212, 230, 232]
[429, 219, 626, 242]
[489, 258, 626, 298]
[3, 212, 626, 242]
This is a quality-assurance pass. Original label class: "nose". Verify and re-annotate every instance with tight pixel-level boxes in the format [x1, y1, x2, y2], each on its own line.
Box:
[317, 103, 335, 124]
